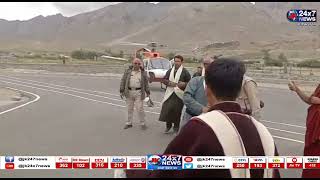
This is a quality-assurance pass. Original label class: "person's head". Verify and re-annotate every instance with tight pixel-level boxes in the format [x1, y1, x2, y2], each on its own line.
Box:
[174, 55, 184, 69]
[203, 57, 214, 71]
[205, 58, 246, 106]
[197, 66, 202, 73]
[132, 58, 142, 70]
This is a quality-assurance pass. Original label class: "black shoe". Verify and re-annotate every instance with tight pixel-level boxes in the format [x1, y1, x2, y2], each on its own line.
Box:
[124, 124, 133, 129]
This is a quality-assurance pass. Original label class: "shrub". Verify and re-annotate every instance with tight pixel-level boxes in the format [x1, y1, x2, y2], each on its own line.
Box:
[297, 59, 320, 68]
[71, 50, 98, 60]
[166, 52, 176, 60]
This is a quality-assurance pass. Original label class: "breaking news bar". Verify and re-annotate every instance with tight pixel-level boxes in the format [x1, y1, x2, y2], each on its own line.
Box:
[0, 156, 317, 170]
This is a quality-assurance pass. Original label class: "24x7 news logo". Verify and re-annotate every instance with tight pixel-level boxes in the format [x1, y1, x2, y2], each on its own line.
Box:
[287, 9, 317, 22]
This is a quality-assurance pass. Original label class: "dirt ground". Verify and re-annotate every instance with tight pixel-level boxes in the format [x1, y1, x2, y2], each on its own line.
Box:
[0, 87, 23, 107]
[0, 63, 127, 74]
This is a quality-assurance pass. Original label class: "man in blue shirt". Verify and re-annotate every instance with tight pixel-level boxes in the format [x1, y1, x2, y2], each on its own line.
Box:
[180, 57, 214, 129]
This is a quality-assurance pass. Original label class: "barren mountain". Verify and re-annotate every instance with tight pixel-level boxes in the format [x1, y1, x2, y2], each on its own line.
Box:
[0, 2, 318, 52]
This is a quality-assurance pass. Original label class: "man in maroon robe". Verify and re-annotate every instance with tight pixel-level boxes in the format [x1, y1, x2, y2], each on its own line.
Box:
[289, 81, 320, 178]
[123, 58, 280, 178]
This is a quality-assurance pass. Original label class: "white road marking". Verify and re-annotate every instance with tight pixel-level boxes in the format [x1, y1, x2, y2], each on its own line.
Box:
[266, 127, 305, 136]
[0, 80, 127, 108]
[261, 120, 306, 129]
[272, 135, 304, 144]
[3, 75, 310, 130]
[0, 78, 307, 145]
[0, 76, 161, 109]
[1, 75, 163, 105]
[0, 72, 122, 80]
[0, 87, 40, 115]
[2, 79, 162, 116]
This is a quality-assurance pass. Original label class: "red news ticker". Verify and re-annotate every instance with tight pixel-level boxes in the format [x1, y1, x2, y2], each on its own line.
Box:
[287, 163, 303, 169]
[91, 162, 108, 169]
[56, 162, 72, 169]
[268, 163, 285, 169]
[232, 163, 249, 169]
[111, 162, 127, 169]
[305, 163, 320, 169]
[72, 162, 90, 169]
[129, 162, 147, 169]
[250, 163, 267, 169]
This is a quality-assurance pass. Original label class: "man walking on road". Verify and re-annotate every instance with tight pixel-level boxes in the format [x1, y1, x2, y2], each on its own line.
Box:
[120, 58, 150, 130]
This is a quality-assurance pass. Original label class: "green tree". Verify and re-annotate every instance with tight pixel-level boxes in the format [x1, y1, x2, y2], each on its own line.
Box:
[278, 53, 288, 63]
[262, 49, 282, 67]
[297, 59, 320, 68]
[166, 52, 176, 60]
[105, 48, 112, 54]
[71, 50, 85, 59]
[71, 50, 97, 60]
[262, 49, 271, 63]
[86, 51, 97, 60]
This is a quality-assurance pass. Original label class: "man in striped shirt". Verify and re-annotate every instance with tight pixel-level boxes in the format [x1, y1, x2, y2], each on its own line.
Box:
[124, 58, 280, 178]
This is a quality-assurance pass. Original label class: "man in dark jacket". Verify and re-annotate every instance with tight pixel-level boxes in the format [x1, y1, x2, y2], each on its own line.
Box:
[158, 55, 191, 134]
[120, 58, 150, 130]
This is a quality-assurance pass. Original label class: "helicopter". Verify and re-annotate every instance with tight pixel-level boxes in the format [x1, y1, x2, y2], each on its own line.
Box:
[133, 42, 172, 90]
[110, 41, 211, 89]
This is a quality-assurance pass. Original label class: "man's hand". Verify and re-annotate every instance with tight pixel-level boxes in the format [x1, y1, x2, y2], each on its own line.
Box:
[177, 82, 186, 89]
[202, 107, 209, 113]
[288, 81, 297, 92]
[169, 81, 177, 87]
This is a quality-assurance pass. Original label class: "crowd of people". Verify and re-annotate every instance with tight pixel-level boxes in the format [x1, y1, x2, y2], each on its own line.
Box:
[118, 54, 320, 178]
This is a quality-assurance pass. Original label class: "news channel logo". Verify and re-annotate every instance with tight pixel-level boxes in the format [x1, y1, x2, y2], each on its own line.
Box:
[147, 154, 182, 170]
[287, 9, 317, 22]
[111, 157, 126, 163]
[5, 156, 14, 162]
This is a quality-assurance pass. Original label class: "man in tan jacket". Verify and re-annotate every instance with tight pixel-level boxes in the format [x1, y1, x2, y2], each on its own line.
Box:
[237, 75, 262, 121]
[120, 58, 150, 130]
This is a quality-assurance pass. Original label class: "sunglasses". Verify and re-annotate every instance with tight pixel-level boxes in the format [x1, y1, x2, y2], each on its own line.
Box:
[134, 63, 140, 65]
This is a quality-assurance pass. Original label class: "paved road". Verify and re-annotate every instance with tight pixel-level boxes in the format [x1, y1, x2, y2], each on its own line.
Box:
[0, 71, 310, 178]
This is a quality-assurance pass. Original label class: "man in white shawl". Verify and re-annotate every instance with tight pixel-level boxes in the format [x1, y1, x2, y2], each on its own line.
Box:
[158, 55, 191, 134]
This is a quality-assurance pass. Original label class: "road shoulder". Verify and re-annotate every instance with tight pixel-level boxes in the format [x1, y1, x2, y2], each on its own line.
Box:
[0, 87, 33, 112]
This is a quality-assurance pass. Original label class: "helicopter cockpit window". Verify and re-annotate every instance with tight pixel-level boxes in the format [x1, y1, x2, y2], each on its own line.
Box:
[148, 58, 171, 70]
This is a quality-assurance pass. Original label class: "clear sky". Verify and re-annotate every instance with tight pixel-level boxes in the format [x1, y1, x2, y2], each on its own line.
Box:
[0, 2, 253, 21]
